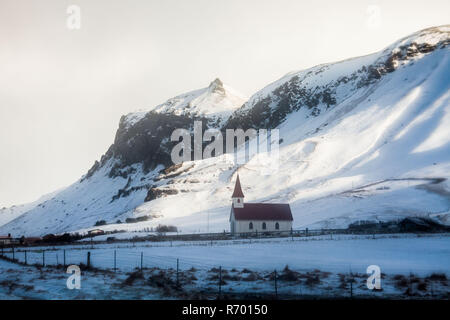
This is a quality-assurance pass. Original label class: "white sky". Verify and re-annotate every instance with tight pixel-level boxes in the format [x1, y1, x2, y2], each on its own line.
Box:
[0, 0, 449, 207]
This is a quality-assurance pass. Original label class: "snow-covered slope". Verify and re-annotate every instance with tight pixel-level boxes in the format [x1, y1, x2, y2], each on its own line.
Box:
[0, 189, 62, 228]
[0, 204, 35, 229]
[1, 26, 449, 236]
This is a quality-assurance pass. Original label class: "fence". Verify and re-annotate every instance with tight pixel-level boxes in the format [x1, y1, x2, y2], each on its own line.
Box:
[0, 246, 364, 299]
[1, 234, 355, 276]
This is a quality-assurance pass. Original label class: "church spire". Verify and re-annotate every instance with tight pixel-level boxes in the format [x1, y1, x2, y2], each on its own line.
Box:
[232, 174, 244, 198]
[231, 174, 244, 208]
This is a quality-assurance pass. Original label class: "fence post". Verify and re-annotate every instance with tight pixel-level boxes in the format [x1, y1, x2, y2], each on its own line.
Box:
[87, 251, 91, 269]
[114, 250, 116, 272]
[218, 266, 222, 299]
[24, 251, 27, 265]
[350, 279, 353, 299]
[42, 251, 45, 267]
[63, 250, 66, 268]
[12, 246, 15, 261]
[140, 252, 143, 271]
[409, 273, 413, 294]
[274, 269, 278, 299]
[176, 258, 179, 287]
[348, 275, 355, 299]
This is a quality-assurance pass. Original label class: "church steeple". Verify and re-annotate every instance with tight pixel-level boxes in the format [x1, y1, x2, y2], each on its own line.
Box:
[232, 174, 244, 208]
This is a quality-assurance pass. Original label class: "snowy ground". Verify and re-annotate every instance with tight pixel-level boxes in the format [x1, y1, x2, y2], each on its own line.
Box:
[0, 234, 448, 299]
[0, 259, 164, 300]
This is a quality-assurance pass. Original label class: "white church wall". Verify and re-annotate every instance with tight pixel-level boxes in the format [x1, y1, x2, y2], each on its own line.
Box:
[232, 219, 292, 233]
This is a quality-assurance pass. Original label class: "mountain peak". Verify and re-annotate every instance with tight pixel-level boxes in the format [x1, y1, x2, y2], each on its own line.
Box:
[122, 78, 247, 129]
[208, 78, 225, 94]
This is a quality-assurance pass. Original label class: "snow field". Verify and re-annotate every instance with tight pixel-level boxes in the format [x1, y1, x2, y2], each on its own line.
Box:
[3, 234, 449, 276]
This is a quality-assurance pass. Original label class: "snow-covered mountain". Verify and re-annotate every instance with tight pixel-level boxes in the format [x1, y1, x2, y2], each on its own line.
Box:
[1, 25, 449, 237]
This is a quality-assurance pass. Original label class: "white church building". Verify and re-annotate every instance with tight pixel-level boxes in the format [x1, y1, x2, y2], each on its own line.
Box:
[229, 175, 293, 234]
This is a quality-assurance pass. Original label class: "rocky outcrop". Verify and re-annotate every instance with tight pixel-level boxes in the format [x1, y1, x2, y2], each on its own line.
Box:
[84, 112, 212, 179]
[83, 79, 245, 180]
[144, 187, 179, 202]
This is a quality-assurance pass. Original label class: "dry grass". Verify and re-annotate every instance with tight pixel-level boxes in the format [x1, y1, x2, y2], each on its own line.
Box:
[427, 273, 447, 282]
[122, 271, 144, 286]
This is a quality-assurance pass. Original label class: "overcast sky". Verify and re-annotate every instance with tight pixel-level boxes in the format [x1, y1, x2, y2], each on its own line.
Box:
[0, 0, 448, 207]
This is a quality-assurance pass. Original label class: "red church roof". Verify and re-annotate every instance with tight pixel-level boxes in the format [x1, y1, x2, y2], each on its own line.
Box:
[232, 203, 293, 221]
[231, 174, 245, 198]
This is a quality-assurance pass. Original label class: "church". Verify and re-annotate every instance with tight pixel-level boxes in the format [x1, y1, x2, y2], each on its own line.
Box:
[229, 175, 293, 234]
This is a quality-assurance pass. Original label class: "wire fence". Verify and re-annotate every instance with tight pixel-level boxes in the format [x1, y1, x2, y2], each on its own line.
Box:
[0, 245, 211, 272]
[0, 247, 359, 299]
